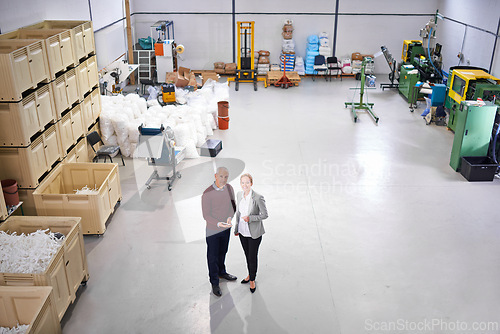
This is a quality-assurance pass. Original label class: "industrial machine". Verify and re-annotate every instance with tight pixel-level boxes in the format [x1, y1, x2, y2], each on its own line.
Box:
[136, 124, 185, 191]
[449, 101, 497, 171]
[345, 58, 379, 123]
[157, 83, 176, 106]
[151, 20, 181, 83]
[398, 12, 444, 100]
[109, 68, 122, 94]
[445, 67, 500, 131]
[227, 21, 266, 91]
[100, 60, 139, 95]
[380, 45, 399, 90]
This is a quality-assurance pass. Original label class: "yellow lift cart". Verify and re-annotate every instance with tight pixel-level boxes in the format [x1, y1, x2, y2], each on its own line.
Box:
[228, 21, 266, 91]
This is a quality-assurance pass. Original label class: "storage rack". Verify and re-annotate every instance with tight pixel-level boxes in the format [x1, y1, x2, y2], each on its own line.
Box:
[133, 49, 156, 82]
[0, 20, 100, 216]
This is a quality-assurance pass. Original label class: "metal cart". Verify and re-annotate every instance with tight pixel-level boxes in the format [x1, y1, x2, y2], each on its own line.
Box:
[135, 124, 185, 190]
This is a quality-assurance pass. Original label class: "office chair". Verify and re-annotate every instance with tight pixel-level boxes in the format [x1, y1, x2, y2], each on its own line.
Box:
[312, 55, 328, 81]
[87, 131, 125, 166]
[327, 56, 342, 81]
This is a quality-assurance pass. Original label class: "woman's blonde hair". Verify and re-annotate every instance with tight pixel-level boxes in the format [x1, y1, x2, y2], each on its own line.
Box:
[240, 173, 253, 184]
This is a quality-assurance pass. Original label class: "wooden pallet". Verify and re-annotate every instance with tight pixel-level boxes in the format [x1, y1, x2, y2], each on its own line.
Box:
[266, 71, 301, 86]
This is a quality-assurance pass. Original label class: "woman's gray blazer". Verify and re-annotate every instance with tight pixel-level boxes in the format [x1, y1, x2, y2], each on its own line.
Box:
[234, 190, 268, 239]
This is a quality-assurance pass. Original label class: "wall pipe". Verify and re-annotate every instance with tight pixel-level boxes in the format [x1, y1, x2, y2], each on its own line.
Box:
[332, 0, 340, 57]
[489, 17, 500, 74]
[232, 0, 236, 63]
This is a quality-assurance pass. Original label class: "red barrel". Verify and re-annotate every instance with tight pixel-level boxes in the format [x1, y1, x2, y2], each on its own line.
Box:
[217, 101, 230, 130]
[1, 179, 19, 206]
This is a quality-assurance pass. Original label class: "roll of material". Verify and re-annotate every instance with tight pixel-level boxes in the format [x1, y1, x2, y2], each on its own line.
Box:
[175, 44, 185, 54]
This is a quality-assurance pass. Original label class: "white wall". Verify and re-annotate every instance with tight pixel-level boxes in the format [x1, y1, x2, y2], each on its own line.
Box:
[91, 0, 128, 69]
[0, 0, 90, 33]
[0, 0, 128, 70]
[1, 0, 497, 76]
[130, 0, 441, 74]
[439, 0, 500, 77]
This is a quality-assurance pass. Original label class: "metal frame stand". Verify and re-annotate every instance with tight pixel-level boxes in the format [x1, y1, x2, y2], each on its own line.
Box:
[380, 45, 399, 91]
[344, 59, 379, 123]
[137, 125, 183, 191]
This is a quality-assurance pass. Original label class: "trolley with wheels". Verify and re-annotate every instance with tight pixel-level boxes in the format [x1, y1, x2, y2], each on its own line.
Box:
[135, 124, 185, 191]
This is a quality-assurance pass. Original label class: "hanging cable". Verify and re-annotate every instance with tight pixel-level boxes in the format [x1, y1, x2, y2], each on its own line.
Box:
[457, 26, 468, 66]
[427, 28, 443, 80]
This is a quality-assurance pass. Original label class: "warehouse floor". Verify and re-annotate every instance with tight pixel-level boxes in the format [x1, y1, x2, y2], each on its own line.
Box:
[61, 77, 500, 334]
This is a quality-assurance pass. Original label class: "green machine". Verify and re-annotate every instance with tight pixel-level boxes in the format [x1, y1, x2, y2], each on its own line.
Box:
[398, 64, 420, 100]
[450, 101, 498, 171]
[445, 67, 500, 131]
[398, 12, 444, 101]
[345, 58, 379, 123]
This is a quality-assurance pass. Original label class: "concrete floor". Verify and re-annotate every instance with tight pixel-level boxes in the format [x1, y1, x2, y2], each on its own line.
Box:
[61, 77, 500, 334]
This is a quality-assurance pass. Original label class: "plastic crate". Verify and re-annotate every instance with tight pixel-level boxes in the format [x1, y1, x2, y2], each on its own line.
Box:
[0, 84, 56, 146]
[0, 184, 7, 220]
[2, 28, 78, 79]
[33, 162, 121, 234]
[0, 134, 55, 188]
[460, 156, 498, 181]
[22, 20, 95, 61]
[0, 39, 50, 101]
[76, 55, 98, 100]
[0, 286, 61, 334]
[51, 68, 80, 119]
[1, 215, 89, 318]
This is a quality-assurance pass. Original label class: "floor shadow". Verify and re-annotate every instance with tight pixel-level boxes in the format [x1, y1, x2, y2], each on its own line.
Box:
[209, 289, 245, 333]
[246, 289, 288, 334]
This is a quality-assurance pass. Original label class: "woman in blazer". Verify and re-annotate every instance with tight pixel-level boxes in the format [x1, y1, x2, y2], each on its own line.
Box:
[234, 173, 268, 293]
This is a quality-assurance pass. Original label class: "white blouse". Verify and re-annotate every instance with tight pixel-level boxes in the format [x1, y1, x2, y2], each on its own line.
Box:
[238, 191, 252, 237]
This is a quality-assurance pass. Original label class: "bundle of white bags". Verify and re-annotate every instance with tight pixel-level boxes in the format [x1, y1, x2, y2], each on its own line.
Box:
[100, 79, 229, 159]
[318, 32, 331, 57]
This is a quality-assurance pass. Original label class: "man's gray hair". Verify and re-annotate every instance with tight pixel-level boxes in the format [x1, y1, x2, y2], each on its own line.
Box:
[216, 166, 229, 174]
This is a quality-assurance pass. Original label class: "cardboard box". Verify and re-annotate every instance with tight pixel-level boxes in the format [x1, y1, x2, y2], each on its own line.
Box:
[351, 52, 363, 61]
[200, 139, 222, 157]
[175, 67, 191, 87]
[165, 72, 177, 84]
[214, 62, 225, 69]
[225, 63, 236, 74]
[187, 73, 198, 89]
[202, 72, 219, 85]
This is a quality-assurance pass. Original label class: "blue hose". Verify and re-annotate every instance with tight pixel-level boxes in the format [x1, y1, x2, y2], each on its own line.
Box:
[492, 124, 500, 164]
[428, 28, 444, 80]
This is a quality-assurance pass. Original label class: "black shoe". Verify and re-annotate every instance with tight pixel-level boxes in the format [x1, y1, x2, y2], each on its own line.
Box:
[212, 285, 222, 297]
[241, 278, 250, 284]
[219, 273, 237, 281]
[250, 282, 256, 293]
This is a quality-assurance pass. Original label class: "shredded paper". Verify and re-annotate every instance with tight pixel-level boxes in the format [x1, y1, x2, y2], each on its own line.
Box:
[0, 324, 29, 334]
[0, 229, 65, 274]
[74, 185, 98, 194]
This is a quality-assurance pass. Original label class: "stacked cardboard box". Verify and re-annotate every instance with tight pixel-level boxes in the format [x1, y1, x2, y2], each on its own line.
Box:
[257, 50, 270, 75]
[214, 62, 225, 74]
[166, 67, 198, 88]
[225, 63, 236, 74]
[281, 20, 296, 72]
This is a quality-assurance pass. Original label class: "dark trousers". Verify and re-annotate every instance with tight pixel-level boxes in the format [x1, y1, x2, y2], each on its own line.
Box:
[239, 234, 262, 281]
[206, 228, 231, 286]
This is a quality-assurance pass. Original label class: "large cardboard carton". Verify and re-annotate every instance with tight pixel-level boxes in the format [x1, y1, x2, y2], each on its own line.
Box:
[202, 72, 219, 85]
[175, 67, 191, 87]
